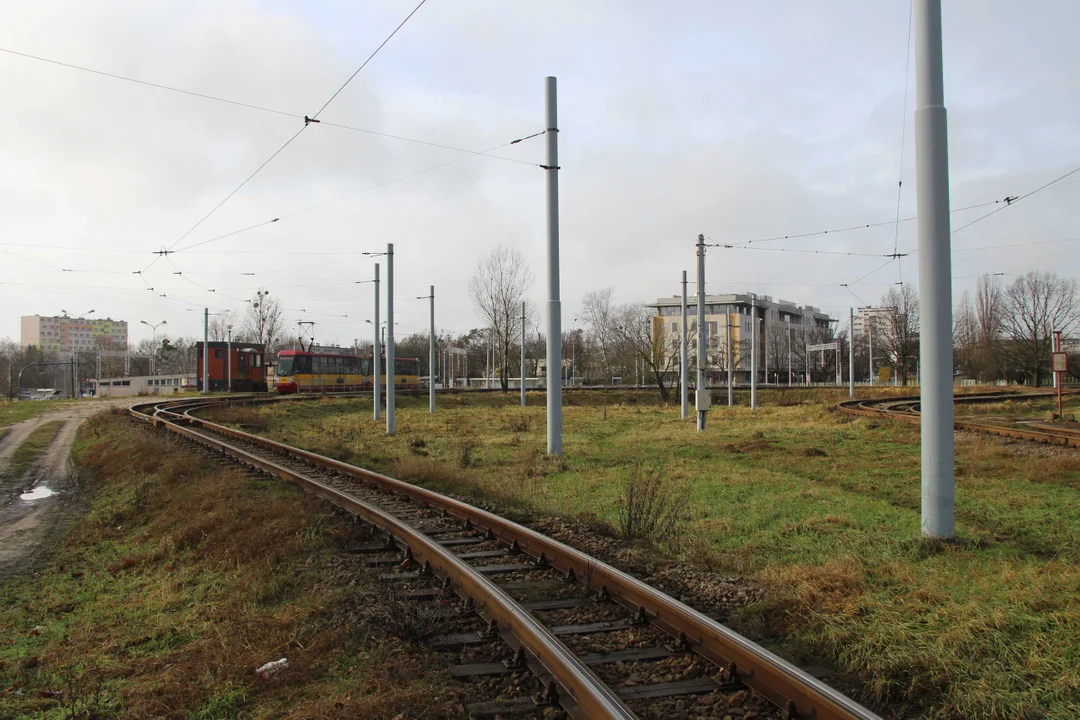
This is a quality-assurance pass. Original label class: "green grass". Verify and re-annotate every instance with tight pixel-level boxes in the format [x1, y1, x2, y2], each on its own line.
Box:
[0, 399, 73, 427]
[3, 420, 65, 480]
[238, 388, 1080, 719]
[0, 411, 463, 719]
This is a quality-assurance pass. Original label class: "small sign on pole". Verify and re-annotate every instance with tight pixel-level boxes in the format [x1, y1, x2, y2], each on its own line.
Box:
[1052, 352, 1068, 373]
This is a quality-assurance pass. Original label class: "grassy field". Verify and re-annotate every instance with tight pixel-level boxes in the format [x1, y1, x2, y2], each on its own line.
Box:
[224, 388, 1080, 719]
[0, 399, 71, 427]
[0, 411, 463, 719]
[2, 420, 65, 480]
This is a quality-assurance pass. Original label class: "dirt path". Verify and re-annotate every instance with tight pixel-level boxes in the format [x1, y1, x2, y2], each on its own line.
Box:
[0, 399, 133, 585]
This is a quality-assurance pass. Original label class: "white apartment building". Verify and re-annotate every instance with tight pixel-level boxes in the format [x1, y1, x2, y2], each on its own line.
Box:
[852, 306, 895, 338]
[648, 293, 833, 384]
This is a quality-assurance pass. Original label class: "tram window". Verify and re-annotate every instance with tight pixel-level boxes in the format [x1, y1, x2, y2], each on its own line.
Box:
[361, 358, 372, 375]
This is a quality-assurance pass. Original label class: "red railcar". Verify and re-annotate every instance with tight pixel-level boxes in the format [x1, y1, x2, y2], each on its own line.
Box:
[195, 342, 268, 392]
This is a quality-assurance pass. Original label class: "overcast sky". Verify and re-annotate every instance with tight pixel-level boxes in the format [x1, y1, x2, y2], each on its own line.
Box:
[2, 0, 1078, 347]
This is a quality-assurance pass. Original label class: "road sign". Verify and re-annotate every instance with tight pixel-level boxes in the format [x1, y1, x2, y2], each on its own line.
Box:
[807, 342, 839, 352]
[1052, 352, 1068, 373]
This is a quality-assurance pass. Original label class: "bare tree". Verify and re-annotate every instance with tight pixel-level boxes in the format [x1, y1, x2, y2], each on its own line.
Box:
[469, 247, 535, 391]
[954, 290, 978, 377]
[976, 273, 1006, 344]
[208, 311, 237, 342]
[241, 289, 285, 358]
[1003, 271, 1079, 386]
[879, 285, 920, 385]
[581, 288, 616, 382]
[611, 303, 675, 401]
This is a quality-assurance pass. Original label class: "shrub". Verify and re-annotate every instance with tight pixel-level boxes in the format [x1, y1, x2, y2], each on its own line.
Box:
[616, 463, 690, 544]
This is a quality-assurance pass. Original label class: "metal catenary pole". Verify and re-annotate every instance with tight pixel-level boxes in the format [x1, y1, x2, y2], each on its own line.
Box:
[680, 270, 689, 419]
[849, 309, 855, 398]
[914, 0, 954, 539]
[726, 305, 734, 406]
[695, 235, 708, 430]
[227, 326, 232, 392]
[386, 244, 396, 435]
[520, 301, 527, 406]
[804, 322, 809, 387]
[868, 315, 874, 385]
[787, 326, 792, 386]
[544, 76, 563, 455]
[374, 262, 381, 420]
[203, 308, 209, 393]
[429, 285, 435, 413]
[750, 294, 758, 410]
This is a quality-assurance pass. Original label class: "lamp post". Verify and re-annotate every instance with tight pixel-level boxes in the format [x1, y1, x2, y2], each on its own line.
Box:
[63, 309, 95, 398]
[139, 319, 166, 376]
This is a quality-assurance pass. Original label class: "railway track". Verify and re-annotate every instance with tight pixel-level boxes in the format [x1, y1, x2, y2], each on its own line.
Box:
[838, 390, 1080, 448]
[130, 396, 881, 720]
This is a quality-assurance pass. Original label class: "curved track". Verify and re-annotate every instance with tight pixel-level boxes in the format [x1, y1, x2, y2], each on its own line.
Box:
[839, 390, 1080, 447]
[130, 396, 881, 720]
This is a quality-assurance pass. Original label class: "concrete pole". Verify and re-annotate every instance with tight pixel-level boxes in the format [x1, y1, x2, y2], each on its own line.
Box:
[227, 326, 232, 393]
[726, 305, 734, 406]
[203, 308, 209, 393]
[849, 309, 855, 398]
[680, 271, 689, 419]
[386, 243, 396, 436]
[695, 235, 708, 431]
[750, 295, 758, 410]
[374, 263, 381, 420]
[544, 76, 563, 455]
[486, 330, 491, 389]
[429, 285, 435, 413]
[915, 0, 954, 539]
[521, 301, 527, 406]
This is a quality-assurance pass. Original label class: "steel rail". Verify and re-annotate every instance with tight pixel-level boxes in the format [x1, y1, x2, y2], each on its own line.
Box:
[145, 397, 884, 720]
[839, 390, 1080, 447]
[130, 398, 634, 720]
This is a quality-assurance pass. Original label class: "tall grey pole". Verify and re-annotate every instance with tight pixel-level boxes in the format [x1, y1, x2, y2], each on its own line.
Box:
[726, 305, 733, 406]
[520, 301, 527, 406]
[374, 263, 381, 420]
[429, 285, 435, 413]
[544, 76, 563, 455]
[227, 326, 232, 393]
[695, 235, 708, 431]
[804, 323, 810, 387]
[203, 307, 209, 393]
[788, 327, 792, 386]
[868, 319, 874, 386]
[849, 309, 855, 398]
[915, 0, 954, 539]
[486, 330, 491, 389]
[680, 271, 689, 419]
[386, 243, 396, 436]
[750, 295, 758, 410]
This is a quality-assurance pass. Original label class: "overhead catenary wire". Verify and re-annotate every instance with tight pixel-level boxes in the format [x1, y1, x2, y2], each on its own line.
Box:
[950, 165, 1080, 236]
[891, 0, 915, 287]
[171, 133, 544, 253]
[163, 0, 428, 253]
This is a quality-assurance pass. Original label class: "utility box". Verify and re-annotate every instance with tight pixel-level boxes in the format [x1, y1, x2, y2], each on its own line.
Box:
[696, 389, 711, 411]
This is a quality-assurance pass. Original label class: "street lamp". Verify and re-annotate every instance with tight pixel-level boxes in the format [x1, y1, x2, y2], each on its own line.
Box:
[141, 320, 167, 376]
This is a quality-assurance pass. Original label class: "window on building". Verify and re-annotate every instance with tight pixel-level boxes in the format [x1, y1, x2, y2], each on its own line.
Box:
[671, 322, 678, 332]
[214, 349, 223, 359]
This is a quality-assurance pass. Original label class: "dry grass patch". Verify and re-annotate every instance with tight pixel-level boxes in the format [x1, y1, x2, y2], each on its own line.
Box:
[0, 413, 463, 719]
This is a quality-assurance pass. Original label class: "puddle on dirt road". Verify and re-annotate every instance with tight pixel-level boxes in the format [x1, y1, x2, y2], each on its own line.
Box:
[19, 486, 55, 501]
